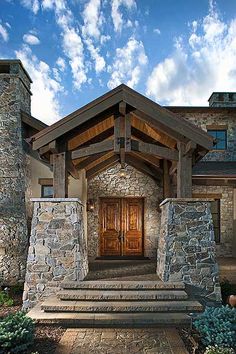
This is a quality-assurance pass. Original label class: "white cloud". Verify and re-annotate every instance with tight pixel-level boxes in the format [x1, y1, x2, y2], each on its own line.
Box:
[82, 0, 102, 39]
[0, 24, 9, 42]
[100, 34, 111, 45]
[146, 2, 236, 105]
[153, 28, 161, 35]
[23, 33, 40, 45]
[111, 0, 136, 32]
[85, 38, 106, 73]
[56, 56, 66, 71]
[15, 45, 63, 124]
[42, 0, 87, 89]
[107, 37, 148, 89]
[62, 27, 87, 89]
[81, 0, 106, 74]
[20, 0, 39, 14]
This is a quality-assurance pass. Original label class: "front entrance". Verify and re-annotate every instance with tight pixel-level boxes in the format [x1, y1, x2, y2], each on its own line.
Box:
[99, 197, 144, 257]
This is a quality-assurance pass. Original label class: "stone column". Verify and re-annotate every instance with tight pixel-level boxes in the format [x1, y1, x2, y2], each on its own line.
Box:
[23, 199, 89, 309]
[157, 198, 221, 301]
[0, 60, 31, 284]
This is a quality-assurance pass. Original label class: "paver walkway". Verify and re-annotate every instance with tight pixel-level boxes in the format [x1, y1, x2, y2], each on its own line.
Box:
[56, 328, 188, 354]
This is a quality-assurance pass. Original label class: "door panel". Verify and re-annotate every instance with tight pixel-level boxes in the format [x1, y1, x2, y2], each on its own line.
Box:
[123, 198, 143, 256]
[100, 199, 121, 256]
[100, 197, 144, 257]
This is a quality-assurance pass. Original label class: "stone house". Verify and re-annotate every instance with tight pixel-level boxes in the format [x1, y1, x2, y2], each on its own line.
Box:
[0, 59, 235, 313]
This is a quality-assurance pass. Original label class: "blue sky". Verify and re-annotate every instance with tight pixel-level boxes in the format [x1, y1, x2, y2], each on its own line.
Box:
[1, 0, 236, 124]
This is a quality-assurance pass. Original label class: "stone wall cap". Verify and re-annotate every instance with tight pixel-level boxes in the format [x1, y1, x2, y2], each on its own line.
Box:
[30, 198, 83, 205]
[160, 197, 215, 206]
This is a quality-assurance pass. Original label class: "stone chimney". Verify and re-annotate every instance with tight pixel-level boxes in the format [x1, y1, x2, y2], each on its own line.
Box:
[208, 92, 236, 107]
[0, 60, 32, 284]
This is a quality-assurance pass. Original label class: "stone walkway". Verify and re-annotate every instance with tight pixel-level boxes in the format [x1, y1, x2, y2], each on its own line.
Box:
[56, 328, 188, 354]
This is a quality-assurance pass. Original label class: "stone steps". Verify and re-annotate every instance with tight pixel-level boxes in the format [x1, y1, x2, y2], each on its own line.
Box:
[58, 289, 188, 301]
[61, 280, 185, 290]
[27, 280, 203, 327]
[42, 296, 203, 313]
[27, 304, 192, 327]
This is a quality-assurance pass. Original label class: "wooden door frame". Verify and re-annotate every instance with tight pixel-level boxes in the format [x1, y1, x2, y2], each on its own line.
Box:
[99, 196, 145, 257]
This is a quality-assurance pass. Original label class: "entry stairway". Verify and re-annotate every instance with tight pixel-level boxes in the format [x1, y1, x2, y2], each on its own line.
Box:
[27, 280, 203, 327]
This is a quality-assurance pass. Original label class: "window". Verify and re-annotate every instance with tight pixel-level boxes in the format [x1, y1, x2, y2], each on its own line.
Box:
[207, 129, 227, 150]
[41, 185, 54, 198]
[210, 199, 221, 244]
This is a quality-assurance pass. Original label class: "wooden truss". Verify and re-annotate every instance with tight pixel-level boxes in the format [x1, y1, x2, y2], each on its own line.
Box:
[28, 84, 214, 199]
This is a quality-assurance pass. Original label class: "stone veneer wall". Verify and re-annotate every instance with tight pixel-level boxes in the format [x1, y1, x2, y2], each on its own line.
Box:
[0, 61, 31, 284]
[157, 199, 221, 300]
[87, 163, 162, 260]
[23, 199, 88, 309]
[192, 185, 234, 257]
[171, 109, 236, 161]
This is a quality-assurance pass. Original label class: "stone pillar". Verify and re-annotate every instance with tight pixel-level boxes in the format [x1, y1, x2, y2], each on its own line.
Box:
[157, 198, 221, 300]
[0, 60, 32, 284]
[23, 198, 89, 309]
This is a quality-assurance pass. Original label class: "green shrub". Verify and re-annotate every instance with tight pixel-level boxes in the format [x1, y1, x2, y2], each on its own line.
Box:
[221, 279, 236, 304]
[0, 311, 35, 353]
[194, 306, 236, 348]
[0, 290, 14, 306]
[204, 346, 235, 354]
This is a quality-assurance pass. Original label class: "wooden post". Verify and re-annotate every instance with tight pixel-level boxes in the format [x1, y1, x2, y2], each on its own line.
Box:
[177, 142, 192, 198]
[53, 152, 68, 198]
[163, 160, 171, 199]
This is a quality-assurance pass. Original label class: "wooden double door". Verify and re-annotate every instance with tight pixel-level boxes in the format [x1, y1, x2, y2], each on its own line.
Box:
[99, 197, 144, 257]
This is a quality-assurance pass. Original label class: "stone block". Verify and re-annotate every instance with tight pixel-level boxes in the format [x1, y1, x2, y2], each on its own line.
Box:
[23, 200, 88, 308]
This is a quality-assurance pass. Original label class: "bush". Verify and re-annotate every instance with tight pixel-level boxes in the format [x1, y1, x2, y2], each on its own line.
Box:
[0, 311, 35, 353]
[204, 346, 235, 354]
[194, 306, 236, 348]
[0, 290, 14, 306]
[221, 279, 236, 304]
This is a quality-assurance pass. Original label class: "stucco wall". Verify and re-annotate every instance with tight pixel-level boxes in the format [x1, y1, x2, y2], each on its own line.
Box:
[26, 155, 88, 238]
[87, 163, 162, 260]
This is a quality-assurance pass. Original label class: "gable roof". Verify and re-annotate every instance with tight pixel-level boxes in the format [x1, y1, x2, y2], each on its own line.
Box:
[30, 84, 214, 151]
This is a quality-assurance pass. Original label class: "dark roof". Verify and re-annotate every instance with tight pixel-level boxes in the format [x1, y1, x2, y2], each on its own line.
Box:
[165, 106, 236, 113]
[193, 161, 236, 177]
[21, 111, 48, 131]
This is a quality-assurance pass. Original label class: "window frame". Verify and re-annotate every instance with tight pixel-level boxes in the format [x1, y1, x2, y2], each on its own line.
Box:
[41, 184, 54, 198]
[207, 129, 227, 151]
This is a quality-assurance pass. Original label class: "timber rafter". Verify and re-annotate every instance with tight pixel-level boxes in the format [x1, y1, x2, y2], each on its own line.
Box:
[28, 84, 214, 195]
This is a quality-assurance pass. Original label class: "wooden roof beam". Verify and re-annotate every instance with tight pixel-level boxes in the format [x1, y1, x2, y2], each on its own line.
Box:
[123, 87, 214, 150]
[72, 139, 114, 160]
[131, 139, 179, 161]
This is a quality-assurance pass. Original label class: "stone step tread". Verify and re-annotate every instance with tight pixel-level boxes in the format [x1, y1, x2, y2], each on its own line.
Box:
[41, 296, 203, 312]
[58, 289, 188, 301]
[27, 304, 191, 326]
[61, 281, 185, 290]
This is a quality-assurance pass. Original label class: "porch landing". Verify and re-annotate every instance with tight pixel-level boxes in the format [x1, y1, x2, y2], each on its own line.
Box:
[85, 260, 158, 281]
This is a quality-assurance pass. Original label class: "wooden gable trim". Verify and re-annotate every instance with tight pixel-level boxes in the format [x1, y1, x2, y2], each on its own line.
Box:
[31, 84, 213, 152]
[122, 86, 214, 150]
[32, 87, 124, 150]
